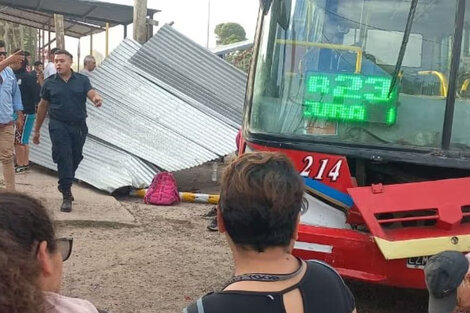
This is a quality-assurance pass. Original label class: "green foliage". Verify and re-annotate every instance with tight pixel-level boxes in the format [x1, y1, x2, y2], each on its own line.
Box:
[0, 22, 37, 61]
[215, 22, 247, 45]
[224, 48, 253, 74]
[214, 22, 251, 73]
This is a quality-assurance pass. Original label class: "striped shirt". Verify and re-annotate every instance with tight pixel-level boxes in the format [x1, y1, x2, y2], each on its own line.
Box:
[0, 67, 23, 124]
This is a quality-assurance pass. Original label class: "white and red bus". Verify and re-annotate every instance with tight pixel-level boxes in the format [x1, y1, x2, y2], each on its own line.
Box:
[240, 0, 470, 289]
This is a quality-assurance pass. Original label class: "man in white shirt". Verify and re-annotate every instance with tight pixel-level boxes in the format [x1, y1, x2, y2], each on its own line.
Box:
[43, 48, 58, 79]
[80, 55, 96, 77]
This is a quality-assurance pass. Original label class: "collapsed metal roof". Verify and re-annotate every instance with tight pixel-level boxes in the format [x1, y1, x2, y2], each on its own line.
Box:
[30, 27, 242, 193]
[0, 0, 159, 38]
[130, 25, 247, 128]
[86, 39, 238, 172]
[31, 119, 158, 193]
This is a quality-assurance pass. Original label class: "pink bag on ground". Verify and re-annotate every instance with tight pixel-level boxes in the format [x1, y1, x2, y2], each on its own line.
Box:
[144, 172, 180, 206]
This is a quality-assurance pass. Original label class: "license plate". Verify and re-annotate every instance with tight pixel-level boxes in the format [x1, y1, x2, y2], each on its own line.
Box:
[407, 256, 430, 269]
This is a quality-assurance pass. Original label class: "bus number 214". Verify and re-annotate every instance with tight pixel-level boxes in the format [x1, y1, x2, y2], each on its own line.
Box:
[300, 156, 343, 182]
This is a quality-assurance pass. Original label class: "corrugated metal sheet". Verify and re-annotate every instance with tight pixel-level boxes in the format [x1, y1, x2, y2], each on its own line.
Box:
[130, 25, 247, 127]
[30, 118, 158, 193]
[30, 27, 241, 193]
[87, 39, 238, 172]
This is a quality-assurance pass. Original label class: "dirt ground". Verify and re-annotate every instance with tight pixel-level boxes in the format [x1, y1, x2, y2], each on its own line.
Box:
[58, 202, 428, 313]
[8, 161, 428, 313]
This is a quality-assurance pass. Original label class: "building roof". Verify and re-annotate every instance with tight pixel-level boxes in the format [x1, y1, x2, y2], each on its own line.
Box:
[0, 0, 160, 38]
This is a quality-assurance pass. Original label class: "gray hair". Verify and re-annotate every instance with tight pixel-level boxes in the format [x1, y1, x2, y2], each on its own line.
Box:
[83, 55, 96, 66]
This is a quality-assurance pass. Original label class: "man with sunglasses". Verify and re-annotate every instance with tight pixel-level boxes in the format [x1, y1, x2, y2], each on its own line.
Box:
[0, 40, 24, 191]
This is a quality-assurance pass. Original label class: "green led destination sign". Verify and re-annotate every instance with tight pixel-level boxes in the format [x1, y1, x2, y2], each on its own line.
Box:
[303, 73, 398, 125]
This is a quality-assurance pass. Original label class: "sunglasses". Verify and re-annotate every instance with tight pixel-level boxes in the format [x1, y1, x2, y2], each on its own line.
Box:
[56, 238, 73, 262]
[0, 52, 7, 56]
[35, 237, 73, 262]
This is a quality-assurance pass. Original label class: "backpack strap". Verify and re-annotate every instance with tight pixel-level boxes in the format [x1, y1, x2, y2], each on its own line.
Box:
[183, 297, 205, 313]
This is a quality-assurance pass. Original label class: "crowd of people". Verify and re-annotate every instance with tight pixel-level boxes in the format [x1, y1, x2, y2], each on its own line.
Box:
[1, 41, 470, 313]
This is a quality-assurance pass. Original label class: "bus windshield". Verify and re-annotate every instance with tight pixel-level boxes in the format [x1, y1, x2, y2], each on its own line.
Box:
[250, 0, 470, 153]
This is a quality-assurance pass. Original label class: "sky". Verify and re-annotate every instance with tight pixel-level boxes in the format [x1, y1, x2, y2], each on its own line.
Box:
[64, 0, 260, 67]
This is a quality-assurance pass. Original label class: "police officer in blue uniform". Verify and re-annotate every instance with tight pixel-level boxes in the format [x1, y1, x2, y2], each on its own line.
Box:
[34, 49, 102, 212]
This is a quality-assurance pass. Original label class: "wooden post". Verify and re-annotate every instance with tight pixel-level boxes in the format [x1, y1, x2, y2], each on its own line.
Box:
[133, 0, 147, 44]
[54, 14, 65, 49]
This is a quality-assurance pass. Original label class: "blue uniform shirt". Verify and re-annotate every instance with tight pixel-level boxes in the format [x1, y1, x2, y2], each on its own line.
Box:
[0, 67, 23, 124]
[40, 72, 93, 123]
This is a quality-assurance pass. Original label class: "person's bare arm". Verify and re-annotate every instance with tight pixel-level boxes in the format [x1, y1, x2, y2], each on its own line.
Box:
[87, 89, 102, 107]
[33, 99, 49, 145]
[0, 50, 24, 72]
[352, 309, 357, 313]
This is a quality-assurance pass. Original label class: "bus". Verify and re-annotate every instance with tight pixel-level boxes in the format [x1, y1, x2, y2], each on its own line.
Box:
[241, 0, 470, 289]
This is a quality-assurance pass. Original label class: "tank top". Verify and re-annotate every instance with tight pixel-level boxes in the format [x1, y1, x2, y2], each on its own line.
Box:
[184, 260, 355, 313]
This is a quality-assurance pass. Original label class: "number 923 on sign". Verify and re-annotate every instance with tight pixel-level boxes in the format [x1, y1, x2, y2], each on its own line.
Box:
[303, 72, 399, 125]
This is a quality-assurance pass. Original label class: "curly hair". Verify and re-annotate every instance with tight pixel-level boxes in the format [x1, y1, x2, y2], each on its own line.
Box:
[0, 231, 44, 313]
[0, 192, 55, 313]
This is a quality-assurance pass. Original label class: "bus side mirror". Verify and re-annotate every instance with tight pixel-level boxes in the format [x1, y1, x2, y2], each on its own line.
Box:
[260, 0, 273, 14]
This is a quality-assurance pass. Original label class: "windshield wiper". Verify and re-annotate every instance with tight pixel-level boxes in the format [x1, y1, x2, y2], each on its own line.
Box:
[388, 0, 419, 97]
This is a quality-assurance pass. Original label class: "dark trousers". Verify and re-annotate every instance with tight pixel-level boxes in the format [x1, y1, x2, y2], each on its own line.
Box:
[49, 119, 88, 192]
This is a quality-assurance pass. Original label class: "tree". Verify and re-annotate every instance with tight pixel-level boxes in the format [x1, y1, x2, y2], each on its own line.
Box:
[214, 22, 251, 73]
[0, 22, 37, 61]
[224, 48, 253, 73]
[215, 23, 247, 45]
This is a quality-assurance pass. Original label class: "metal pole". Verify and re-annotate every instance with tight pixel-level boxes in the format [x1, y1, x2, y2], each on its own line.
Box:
[36, 28, 41, 60]
[77, 39, 81, 71]
[90, 33, 93, 55]
[124, 24, 128, 39]
[105, 22, 110, 56]
[41, 27, 45, 64]
[442, 0, 466, 149]
[48, 22, 51, 54]
[133, 0, 148, 44]
[206, 0, 211, 48]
